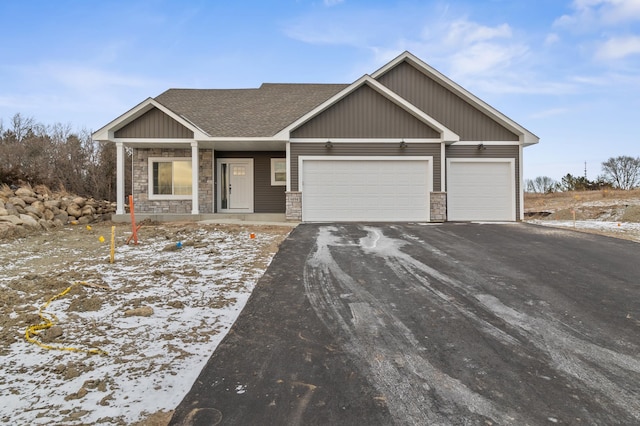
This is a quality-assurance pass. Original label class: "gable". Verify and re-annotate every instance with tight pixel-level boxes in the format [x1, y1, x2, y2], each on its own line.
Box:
[377, 60, 518, 141]
[291, 84, 440, 139]
[114, 107, 194, 139]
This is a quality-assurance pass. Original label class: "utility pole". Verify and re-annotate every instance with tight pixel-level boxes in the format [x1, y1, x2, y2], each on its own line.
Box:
[584, 161, 587, 180]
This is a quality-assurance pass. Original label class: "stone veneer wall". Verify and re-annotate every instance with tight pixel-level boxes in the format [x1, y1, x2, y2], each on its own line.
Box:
[133, 148, 213, 214]
[285, 191, 302, 221]
[430, 192, 446, 222]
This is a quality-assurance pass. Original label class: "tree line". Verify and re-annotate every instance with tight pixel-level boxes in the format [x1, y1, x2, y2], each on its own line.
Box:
[0, 113, 131, 200]
[526, 156, 640, 193]
[1, 112, 637, 198]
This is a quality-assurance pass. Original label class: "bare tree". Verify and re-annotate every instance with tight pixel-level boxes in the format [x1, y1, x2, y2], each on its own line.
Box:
[526, 176, 557, 193]
[601, 156, 640, 190]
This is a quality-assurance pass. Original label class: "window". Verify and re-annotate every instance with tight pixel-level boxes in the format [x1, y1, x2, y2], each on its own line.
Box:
[149, 158, 192, 199]
[271, 158, 286, 186]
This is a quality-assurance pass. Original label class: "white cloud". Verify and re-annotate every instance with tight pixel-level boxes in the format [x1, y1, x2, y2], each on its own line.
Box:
[42, 63, 154, 90]
[323, 0, 344, 6]
[529, 107, 571, 119]
[555, 0, 640, 29]
[545, 33, 560, 45]
[595, 35, 640, 59]
[444, 20, 512, 46]
[448, 41, 528, 77]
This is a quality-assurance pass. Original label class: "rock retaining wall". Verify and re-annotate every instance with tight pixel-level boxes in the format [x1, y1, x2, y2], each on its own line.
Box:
[0, 185, 116, 239]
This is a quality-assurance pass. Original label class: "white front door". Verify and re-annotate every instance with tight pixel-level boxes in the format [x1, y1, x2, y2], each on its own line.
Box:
[217, 159, 254, 212]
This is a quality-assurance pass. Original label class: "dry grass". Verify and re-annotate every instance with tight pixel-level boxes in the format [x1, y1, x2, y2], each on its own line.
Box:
[525, 189, 640, 222]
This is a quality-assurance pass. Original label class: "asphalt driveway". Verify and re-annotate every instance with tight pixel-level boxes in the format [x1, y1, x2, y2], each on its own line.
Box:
[170, 223, 640, 425]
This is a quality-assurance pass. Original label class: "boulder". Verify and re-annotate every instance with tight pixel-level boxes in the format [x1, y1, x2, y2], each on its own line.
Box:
[0, 200, 4, 209]
[44, 200, 60, 210]
[0, 215, 23, 225]
[31, 200, 46, 214]
[0, 222, 16, 239]
[81, 205, 95, 216]
[20, 196, 38, 204]
[39, 219, 55, 231]
[77, 215, 91, 225]
[9, 197, 26, 209]
[0, 207, 7, 216]
[19, 214, 39, 229]
[15, 187, 35, 198]
[43, 209, 55, 221]
[4, 203, 19, 217]
[24, 205, 43, 219]
[72, 196, 86, 208]
[54, 212, 69, 224]
[59, 198, 70, 210]
[67, 203, 82, 218]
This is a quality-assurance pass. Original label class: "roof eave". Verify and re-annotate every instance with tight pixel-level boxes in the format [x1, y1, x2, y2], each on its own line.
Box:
[275, 74, 459, 142]
[373, 51, 536, 146]
[91, 98, 209, 141]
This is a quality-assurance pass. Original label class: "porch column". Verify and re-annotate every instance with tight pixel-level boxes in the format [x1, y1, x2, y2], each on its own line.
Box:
[116, 141, 125, 215]
[191, 141, 199, 214]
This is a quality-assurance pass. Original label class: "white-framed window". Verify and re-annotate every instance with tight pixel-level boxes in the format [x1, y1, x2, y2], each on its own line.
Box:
[148, 157, 192, 199]
[271, 158, 286, 186]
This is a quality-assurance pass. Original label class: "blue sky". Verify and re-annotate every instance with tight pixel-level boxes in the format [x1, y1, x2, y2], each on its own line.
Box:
[1, 0, 639, 181]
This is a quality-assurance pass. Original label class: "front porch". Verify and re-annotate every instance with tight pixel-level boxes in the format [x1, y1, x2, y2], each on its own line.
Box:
[110, 212, 296, 226]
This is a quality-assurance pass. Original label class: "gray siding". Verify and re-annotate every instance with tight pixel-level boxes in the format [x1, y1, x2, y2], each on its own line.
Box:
[215, 151, 285, 213]
[290, 143, 442, 192]
[445, 144, 520, 219]
[378, 61, 519, 141]
[115, 107, 194, 139]
[291, 84, 440, 139]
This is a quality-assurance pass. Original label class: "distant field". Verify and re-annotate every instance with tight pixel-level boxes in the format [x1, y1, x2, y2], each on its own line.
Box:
[525, 189, 640, 222]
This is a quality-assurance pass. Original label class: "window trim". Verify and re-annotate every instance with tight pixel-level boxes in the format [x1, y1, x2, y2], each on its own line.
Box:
[271, 158, 286, 186]
[148, 157, 193, 200]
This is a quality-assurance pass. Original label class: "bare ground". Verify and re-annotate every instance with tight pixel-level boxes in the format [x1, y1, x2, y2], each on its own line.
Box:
[524, 189, 640, 241]
[0, 221, 291, 425]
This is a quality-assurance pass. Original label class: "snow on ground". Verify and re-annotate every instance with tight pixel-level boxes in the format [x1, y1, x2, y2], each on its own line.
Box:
[0, 223, 290, 425]
[527, 220, 640, 242]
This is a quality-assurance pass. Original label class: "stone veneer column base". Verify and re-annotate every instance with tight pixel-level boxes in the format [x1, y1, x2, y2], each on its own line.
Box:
[285, 191, 302, 221]
[430, 192, 447, 222]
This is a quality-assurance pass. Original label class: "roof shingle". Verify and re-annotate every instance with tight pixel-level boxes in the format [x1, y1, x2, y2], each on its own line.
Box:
[155, 83, 348, 137]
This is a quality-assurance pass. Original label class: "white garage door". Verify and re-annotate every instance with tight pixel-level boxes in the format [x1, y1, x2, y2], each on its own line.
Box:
[301, 157, 432, 222]
[447, 159, 515, 221]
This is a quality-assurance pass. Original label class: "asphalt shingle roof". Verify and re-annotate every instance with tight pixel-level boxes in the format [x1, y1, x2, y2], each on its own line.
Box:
[154, 83, 349, 137]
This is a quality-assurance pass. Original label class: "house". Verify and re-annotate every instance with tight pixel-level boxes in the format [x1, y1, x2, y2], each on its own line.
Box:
[92, 51, 538, 223]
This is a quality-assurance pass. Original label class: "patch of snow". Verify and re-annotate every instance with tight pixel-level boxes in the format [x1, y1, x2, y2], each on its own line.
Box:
[0, 225, 286, 425]
[528, 220, 640, 241]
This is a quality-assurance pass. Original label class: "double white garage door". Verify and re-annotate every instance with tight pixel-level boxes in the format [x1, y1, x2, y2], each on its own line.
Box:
[300, 157, 515, 222]
[301, 157, 432, 222]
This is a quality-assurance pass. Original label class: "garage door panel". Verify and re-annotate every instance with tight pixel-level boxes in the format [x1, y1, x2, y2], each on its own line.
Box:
[448, 160, 514, 221]
[302, 159, 430, 222]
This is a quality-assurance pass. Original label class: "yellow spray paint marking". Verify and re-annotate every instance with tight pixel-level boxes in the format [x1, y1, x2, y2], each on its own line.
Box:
[25, 281, 108, 356]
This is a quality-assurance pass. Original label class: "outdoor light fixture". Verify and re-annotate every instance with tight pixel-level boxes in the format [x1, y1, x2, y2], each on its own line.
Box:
[477, 143, 486, 150]
[325, 141, 333, 149]
[399, 140, 408, 149]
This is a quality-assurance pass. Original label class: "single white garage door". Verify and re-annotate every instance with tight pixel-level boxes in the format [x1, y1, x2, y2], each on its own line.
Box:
[447, 159, 515, 221]
[301, 157, 432, 222]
